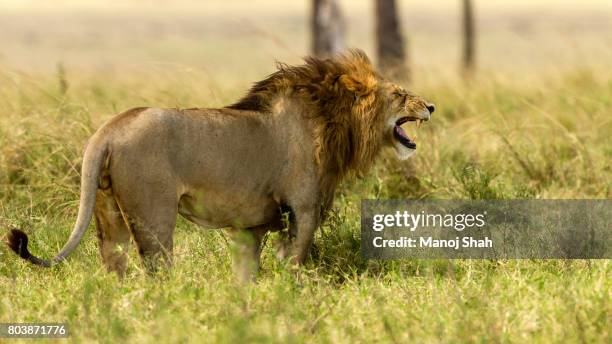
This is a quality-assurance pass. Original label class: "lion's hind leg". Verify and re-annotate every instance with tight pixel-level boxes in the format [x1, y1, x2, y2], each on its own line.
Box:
[117, 195, 177, 275]
[130, 219, 176, 275]
[95, 189, 131, 277]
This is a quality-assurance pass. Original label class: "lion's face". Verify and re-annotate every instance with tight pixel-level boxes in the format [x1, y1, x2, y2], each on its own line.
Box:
[381, 83, 435, 160]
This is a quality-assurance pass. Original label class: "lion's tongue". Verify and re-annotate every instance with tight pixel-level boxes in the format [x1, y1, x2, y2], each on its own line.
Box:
[394, 125, 416, 149]
[396, 126, 409, 139]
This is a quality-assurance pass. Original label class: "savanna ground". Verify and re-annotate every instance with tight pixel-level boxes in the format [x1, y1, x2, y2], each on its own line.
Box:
[0, 0, 610, 342]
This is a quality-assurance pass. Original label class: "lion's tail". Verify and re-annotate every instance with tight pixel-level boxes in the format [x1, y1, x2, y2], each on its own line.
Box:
[6, 132, 109, 267]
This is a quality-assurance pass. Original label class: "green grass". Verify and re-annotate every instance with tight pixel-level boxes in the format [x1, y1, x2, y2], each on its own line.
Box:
[0, 66, 609, 343]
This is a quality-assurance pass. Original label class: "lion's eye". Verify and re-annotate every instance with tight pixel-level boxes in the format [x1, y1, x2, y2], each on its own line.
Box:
[395, 93, 407, 107]
[392, 90, 405, 100]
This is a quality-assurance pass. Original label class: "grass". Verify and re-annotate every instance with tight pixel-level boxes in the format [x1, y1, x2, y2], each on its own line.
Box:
[0, 64, 609, 343]
[0, 1, 611, 343]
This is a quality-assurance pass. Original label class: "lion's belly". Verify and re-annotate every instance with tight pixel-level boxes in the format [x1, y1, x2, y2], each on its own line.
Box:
[177, 192, 279, 229]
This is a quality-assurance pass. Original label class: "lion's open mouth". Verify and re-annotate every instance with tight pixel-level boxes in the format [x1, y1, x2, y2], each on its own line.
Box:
[394, 117, 422, 149]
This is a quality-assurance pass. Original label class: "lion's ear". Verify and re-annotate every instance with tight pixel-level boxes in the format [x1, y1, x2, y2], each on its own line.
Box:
[338, 74, 376, 97]
[338, 75, 369, 96]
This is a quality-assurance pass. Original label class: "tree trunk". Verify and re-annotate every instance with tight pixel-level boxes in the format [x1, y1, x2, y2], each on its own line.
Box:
[462, 0, 475, 76]
[375, 0, 408, 81]
[312, 0, 345, 57]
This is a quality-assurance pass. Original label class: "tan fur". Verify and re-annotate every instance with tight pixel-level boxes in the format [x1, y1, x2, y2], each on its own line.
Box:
[6, 50, 434, 281]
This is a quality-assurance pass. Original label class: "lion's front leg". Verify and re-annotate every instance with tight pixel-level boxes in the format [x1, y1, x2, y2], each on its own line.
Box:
[288, 205, 320, 265]
[229, 226, 268, 283]
[276, 230, 291, 261]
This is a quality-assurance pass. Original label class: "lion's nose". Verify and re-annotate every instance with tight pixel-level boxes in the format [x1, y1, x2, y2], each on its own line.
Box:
[426, 104, 435, 114]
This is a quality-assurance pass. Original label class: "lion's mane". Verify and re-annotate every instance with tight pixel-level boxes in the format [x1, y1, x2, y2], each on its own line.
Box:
[228, 50, 387, 196]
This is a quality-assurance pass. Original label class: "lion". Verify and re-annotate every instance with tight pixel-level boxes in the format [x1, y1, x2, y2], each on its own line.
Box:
[6, 49, 434, 280]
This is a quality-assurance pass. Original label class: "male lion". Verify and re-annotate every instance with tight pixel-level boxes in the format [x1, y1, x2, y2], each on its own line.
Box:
[6, 49, 434, 280]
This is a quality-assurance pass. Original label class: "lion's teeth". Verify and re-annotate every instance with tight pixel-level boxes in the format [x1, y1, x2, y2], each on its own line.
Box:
[416, 119, 421, 129]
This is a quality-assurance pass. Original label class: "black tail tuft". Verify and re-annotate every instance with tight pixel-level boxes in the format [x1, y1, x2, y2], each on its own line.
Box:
[6, 228, 51, 267]
[7, 228, 31, 259]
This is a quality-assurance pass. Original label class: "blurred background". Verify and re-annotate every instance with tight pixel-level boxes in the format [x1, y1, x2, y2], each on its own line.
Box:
[1, 0, 611, 93]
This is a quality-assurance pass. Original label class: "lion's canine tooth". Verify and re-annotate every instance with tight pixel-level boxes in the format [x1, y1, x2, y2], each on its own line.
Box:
[416, 119, 421, 129]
